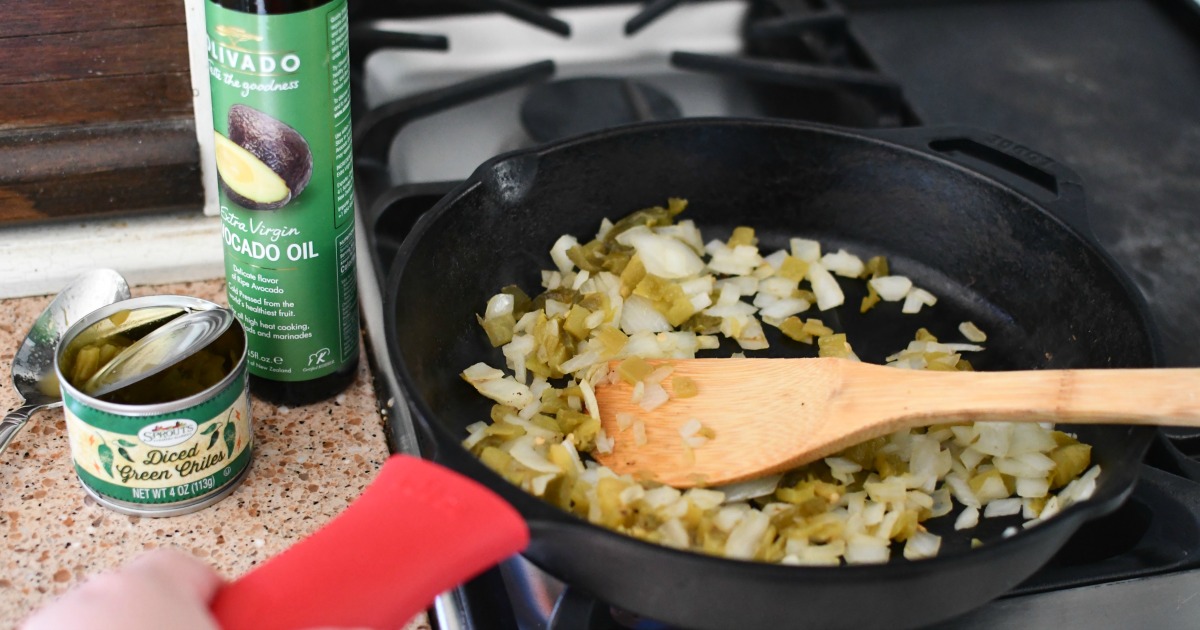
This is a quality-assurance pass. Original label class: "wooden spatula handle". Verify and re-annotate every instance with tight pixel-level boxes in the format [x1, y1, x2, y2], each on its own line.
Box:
[841, 364, 1200, 426]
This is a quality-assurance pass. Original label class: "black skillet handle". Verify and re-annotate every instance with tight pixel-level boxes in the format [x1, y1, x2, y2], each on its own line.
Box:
[867, 125, 1093, 239]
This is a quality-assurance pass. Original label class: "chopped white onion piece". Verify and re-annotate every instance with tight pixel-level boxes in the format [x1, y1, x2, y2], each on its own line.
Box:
[903, 531, 942, 560]
[594, 428, 615, 454]
[763, 249, 790, 269]
[902, 287, 938, 314]
[655, 221, 705, 253]
[790, 237, 822, 262]
[658, 519, 690, 549]
[689, 292, 713, 312]
[620, 295, 672, 334]
[472, 377, 534, 408]
[462, 362, 504, 382]
[973, 422, 1014, 457]
[709, 244, 763, 276]
[571, 269, 591, 291]
[869, 275, 913, 301]
[549, 234, 578, 273]
[959, 321, 988, 342]
[687, 488, 726, 510]
[517, 400, 542, 421]
[821, 249, 865, 278]
[595, 217, 614, 241]
[752, 292, 780, 309]
[485, 293, 515, 319]
[954, 506, 980, 530]
[845, 534, 890, 565]
[735, 318, 770, 351]
[758, 276, 799, 299]
[825, 456, 863, 476]
[509, 437, 563, 474]
[543, 299, 569, 319]
[716, 475, 783, 503]
[1016, 477, 1051, 499]
[1008, 424, 1058, 456]
[616, 226, 705, 279]
[630, 380, 645, 404]
[633, 420, 648, 446]
[620, 484, 646, 505]
[462, 421, 490, 450]
[579, 379, 601, 421]
[638, 382, 670, 411]
[945, 473, 981, 509]
[704, 301, 758, 319]
[993, 457, 1047, 479]
[503, 414, 558, 440]
[643, 486, 682, 509]
[559, 350, 602, 376]
[528, 473, 556, 496]
[725, 511, 770, 560]
[759, 297, 812, 320]
[983, 498, 1023, 518]
[807, 262, 845, 311]
[646, 365, 674, 384]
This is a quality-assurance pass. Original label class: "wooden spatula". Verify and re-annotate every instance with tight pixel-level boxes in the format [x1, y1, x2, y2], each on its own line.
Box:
[592, 357, 1200, 488]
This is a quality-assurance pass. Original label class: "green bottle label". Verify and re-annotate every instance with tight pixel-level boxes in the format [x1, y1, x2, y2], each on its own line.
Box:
[205, 0, 358, 382]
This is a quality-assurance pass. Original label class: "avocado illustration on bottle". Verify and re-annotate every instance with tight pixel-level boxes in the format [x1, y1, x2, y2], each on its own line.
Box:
[205, 0, 359, 405]
[215, 105, 314, 211]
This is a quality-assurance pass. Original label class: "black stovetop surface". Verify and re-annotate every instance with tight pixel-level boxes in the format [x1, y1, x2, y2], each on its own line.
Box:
[351, 0, 1200, 627]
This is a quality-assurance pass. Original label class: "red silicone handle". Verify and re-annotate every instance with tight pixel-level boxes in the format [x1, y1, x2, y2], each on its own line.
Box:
[210, 455, 529, 630]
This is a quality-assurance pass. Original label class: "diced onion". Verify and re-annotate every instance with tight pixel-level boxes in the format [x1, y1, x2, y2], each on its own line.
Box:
[821, 250, 865, 278]
[549, 234, 578, 273]
[725, 511, 770, 560]
[983, 498, 1023, 518]
[903, 531, 942, 560]
[959, 321, 988, 342]
[460, 204, 1102, 568]
[790, 237, 821, 262]
[954, 506, 980, 530]
[616, 226, 705, 279]
[902, 287, 937, 314]
[620, 295, 672, 334]
[807, 263, 845, 311]
[869, 276, 913, 301]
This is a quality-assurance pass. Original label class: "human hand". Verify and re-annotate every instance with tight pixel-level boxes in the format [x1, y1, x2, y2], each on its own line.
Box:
[22, 547, 222, 630]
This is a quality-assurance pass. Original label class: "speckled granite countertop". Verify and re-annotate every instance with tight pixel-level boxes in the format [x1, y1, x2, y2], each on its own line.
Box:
[0, 278, 423, 628]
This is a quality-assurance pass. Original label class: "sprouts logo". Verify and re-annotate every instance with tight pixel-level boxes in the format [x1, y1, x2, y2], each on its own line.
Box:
[208, 25, 301, 76]
[138, 419, 198, 448]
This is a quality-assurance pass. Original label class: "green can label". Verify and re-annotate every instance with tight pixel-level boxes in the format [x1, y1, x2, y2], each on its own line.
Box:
[65, 381, 253, 505]
[205, 0, 358, 381]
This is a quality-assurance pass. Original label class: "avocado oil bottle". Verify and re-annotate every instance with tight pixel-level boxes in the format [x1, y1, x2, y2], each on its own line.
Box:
[204, 0, 359, 405]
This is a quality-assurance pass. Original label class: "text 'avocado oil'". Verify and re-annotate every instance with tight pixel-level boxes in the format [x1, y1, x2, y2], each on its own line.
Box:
[204, 0, 359, 405]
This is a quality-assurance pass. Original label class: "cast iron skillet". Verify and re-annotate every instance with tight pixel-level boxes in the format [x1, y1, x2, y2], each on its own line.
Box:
[383, 118, 1160, 630]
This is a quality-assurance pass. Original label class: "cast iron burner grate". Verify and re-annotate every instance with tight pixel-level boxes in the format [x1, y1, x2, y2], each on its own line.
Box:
[348, 0, 916, 213]
[519, 77, 683, 143]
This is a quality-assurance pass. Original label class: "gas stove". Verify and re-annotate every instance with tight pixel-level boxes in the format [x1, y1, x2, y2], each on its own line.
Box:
[347, 1, 1200, 628]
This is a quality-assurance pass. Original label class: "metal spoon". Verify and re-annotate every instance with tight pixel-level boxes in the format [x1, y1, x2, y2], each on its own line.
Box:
[81, 308, 235, 399]
[0, 269, 131, 454]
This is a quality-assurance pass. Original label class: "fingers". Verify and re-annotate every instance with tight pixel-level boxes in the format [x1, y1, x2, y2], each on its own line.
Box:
[125, 547, 224, 603]
[21, 547, 225, 630]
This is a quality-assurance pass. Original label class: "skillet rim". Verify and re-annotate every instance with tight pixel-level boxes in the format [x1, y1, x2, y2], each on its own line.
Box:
[382, 116, 1162, 580]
